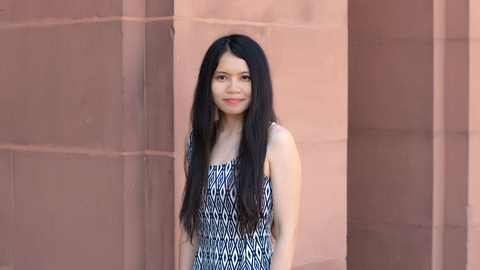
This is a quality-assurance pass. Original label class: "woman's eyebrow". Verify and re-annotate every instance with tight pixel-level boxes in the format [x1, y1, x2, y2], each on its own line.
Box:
[214, 70, 250, 75]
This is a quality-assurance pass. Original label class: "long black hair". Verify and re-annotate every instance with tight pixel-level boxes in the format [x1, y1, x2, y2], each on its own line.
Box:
[179, 34, 276, 241]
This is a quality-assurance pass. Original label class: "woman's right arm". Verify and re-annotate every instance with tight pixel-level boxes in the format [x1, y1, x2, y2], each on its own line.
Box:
[179, 228, 197, 270]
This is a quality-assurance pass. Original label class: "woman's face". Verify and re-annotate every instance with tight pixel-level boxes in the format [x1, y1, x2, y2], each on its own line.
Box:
[211, 51, 252, 117]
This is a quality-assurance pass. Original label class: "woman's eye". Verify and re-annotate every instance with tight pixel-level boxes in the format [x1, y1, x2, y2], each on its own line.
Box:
[241, 75, 251, 81]
[217, 75, 227, 81]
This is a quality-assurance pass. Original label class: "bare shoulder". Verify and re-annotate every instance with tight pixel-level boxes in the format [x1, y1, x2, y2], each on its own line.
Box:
[266, 122, 301, 184]
[266, 123, 300, 173]
[268, 123, 296, 152]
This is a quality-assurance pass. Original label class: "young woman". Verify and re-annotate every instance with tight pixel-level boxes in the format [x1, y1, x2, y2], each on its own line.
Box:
[179, 34, 301, 270]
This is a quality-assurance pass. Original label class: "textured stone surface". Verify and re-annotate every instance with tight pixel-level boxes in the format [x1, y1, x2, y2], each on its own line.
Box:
[174, 0, 347, 27]
[470, 40, 480, 133]
[6, 0, 121, 21]
[293, 256, 346, 270]
[471, 0, 480, 39]
[444, 133, 468, 226]
[469, 134, 480, 226]
[445, 0, 469, 39]
[269, 26, 348, 144]
[444, 40, 469, 132]
[349, 0, 433, 40]
[348, 131, 434, 226]
[0, 22, 124, 150]
[349, 40, 434, 132]
[468, 226, 480, 269]
[123, 155, 147, 270]
[146, 0, 173, 17]
[347, 221, 432, 270]
[121, 21, 146, 152]
[294, 142, 346, 265]
[0, 150, 12, 269]
[146, 20, 174, 152]
[443, 226, 467, 270]
[12, 151, 124, 270]
[146, 155, 175, 270]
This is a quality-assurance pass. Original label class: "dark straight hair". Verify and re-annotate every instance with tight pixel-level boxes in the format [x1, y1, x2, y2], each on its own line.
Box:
[179, 34, 277, 241]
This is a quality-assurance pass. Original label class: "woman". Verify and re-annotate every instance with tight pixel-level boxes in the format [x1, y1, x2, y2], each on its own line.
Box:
[179, 34, 301, 270]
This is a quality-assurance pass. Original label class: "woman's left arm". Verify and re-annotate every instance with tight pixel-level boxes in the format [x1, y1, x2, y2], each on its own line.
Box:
[268, 126, 302, 269]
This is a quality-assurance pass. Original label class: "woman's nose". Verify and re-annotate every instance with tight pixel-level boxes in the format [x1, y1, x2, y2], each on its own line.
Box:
[227, 79, 241, 93]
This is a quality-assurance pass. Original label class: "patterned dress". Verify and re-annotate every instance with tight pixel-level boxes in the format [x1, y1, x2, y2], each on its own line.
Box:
[187, 133, 274, 270]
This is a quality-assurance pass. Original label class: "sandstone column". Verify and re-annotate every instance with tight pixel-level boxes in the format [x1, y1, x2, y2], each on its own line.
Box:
[348, 0, 479, 269]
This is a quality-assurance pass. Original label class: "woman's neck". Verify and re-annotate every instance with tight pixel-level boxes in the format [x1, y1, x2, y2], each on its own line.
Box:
[217, 114, 244, 135]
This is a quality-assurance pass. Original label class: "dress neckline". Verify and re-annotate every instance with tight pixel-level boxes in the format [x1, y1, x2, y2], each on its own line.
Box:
[209, 156, 238, 168]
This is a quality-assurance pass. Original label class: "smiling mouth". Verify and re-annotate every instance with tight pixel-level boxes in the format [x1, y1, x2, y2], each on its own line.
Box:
[224, 98, 243, 104]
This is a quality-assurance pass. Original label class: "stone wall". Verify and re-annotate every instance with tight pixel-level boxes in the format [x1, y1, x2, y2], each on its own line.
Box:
[0, 0, 348, 269]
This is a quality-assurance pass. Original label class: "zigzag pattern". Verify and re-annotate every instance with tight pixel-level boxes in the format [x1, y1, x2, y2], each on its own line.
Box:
[187, 130, 274, 269]
[193, 158, 274, 270]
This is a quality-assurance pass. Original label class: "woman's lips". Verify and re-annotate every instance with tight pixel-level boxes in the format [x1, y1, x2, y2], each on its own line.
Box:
[224, 98, 243, 104]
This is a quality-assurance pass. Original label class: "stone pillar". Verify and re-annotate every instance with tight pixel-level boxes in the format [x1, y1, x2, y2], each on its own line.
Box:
[348, 0, 479, 269]
[144, 1, 175, 269]
[468, 1, 480, 269]
[170, 1, 348, 269]
[0, 0, 168, 269]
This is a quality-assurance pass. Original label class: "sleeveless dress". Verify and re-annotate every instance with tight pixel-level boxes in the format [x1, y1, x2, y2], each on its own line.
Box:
[187, 131, 274, 270]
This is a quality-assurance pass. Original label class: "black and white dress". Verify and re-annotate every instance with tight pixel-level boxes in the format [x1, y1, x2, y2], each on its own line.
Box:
[187, 133, 274, 270]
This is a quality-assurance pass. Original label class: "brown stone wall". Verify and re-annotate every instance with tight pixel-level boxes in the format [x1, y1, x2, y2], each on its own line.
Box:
[1, 0, 478, 269]
[0, 0, 165, 269]
[1, 0, 347, 270]
[348, 0, 479, 269]
[348, 0, 435, 268]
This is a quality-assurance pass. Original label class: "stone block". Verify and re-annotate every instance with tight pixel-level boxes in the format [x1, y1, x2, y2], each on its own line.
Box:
[443, 225, 467, 270]
[269, 26, 348, 144]
[123, 155, 147, 270]
[444, 40, 469, 133]
[293, 256, 346, 270]
[432, 133, 445, 227]
[145, 154, 175, 270]
[468, 226, 480, 269]
[8, 0, 121, 21]
[294, 142, 347, 266]
[0, 22, 124, 150]
[433, 39, 445, 133]
[146, 20, 174, 152]
[471, 0, 480, 39]
[347, 221, 432, 270]
[349, 0, 433, 41]
[444, 133, 468, 226]
[348, 130, 434, 226]
[470, 40, 480, 133]
[0, 150, 12, 268]
[146, 0, 173, 17]
[174, 0, 347, 28]
[445, 0, 469, 39]
[12, 151, 124, 270]
[469, 134, 480, 226]
[122, 21, 146, 152]
[349, 40, 434, 132]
